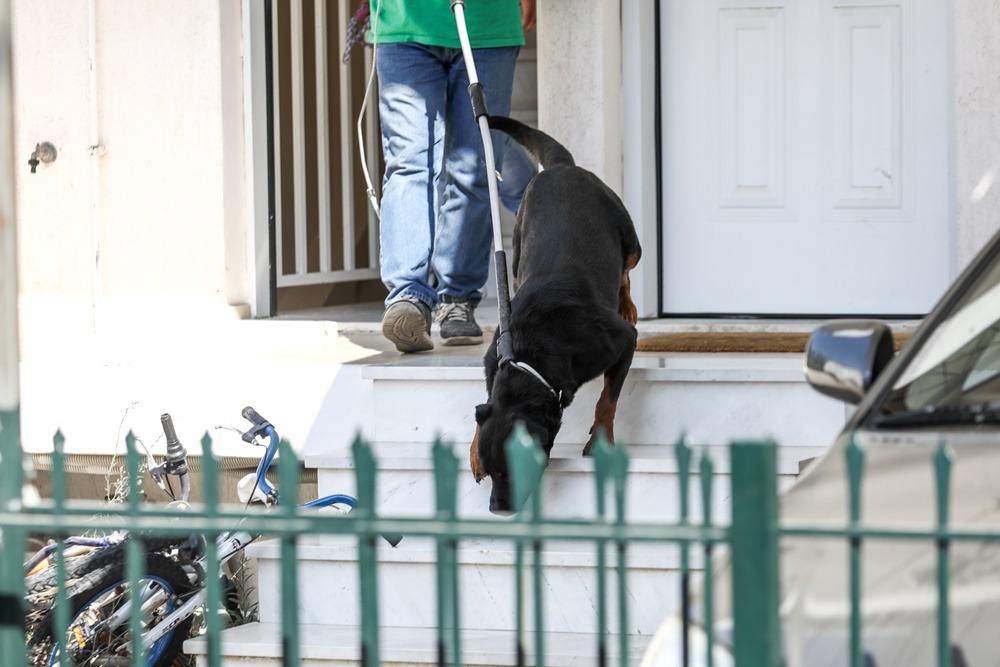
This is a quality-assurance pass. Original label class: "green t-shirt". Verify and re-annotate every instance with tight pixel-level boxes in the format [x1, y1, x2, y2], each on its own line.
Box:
[369, 0, 524, 48]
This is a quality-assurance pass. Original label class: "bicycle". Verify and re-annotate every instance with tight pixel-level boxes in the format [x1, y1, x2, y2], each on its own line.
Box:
[24, 406, 378, 667]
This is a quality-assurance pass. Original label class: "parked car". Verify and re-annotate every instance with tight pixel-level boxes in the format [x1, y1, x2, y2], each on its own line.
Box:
[643, 228, 1000, 667]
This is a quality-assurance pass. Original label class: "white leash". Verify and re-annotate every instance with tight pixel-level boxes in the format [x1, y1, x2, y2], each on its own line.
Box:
[357, 1, 382, 219]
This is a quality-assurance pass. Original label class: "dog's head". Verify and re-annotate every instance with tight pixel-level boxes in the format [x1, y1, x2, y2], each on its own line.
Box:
[474, 370, 563, 515]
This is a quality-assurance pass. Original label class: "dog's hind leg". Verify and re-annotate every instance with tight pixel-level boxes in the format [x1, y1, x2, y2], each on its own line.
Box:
[618, 251, 640, 325]
[584, 322, 637, 455]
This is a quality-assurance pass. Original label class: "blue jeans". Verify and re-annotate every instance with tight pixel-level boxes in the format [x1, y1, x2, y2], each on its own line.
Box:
[376, 42, 520, 309]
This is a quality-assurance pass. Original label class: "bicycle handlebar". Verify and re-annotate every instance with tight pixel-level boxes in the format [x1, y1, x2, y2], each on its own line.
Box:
[160, 414, 189, 476]
[241, 406, 272, 443]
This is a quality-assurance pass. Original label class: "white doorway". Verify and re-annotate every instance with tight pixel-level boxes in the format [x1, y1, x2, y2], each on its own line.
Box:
[660, 0, 952, 315]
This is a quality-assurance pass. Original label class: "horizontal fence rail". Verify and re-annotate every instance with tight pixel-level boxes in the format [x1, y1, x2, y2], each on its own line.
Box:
[2, 426, 1000, 666]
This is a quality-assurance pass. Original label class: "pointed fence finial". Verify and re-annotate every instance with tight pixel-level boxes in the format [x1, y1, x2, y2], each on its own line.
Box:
[124, 431, 141, 510]
[676, 434, 692, 523]
[201, 432, 218, 508]
[592, 432, 628, 523]
[432, 437, 459, 517]
[277, 437, 299, 512]
[506, 422, 546, 515]
[352, 433, 377, 512]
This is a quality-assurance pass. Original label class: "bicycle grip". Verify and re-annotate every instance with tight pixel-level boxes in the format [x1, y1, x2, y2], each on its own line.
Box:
[242, 406, 269, 427]
[160, 413, 180, 445]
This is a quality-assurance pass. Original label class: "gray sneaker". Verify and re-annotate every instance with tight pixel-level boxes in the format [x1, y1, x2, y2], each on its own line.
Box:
[436, 296, 484, 346]
[382, 296, 433, 353]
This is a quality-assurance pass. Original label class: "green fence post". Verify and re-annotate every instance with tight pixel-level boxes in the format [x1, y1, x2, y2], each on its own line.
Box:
[202, 433, 222, 667]
[278, 437, 301, 667]
[353, 434, 381, 667]
[846, 435, 865, 667]
[592, 432, 628, 667]
[53, 431, 69, 667]
[675, 436, 692, 667]
[432, 438, 461, 666]
[699, 450, 715, 667]
[592, 436, 613, 667]
[125, 432, 146, 667]
[0, 404, 23, 667]
[729, 440, 780, 667]
[507, 423, 546, 667]
[611, 439, 629, 666]
[934, 439, 953, 667]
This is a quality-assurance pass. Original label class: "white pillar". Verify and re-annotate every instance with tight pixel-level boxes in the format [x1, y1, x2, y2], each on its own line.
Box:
[0, 0, 15, 414]
[536, 0, 622, 191]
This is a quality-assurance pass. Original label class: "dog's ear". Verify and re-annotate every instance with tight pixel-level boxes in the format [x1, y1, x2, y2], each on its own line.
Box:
[475, 403, 493, 425]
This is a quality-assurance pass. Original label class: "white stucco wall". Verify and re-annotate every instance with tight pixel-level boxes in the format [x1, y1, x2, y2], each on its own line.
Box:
[12, 0, 248, 341]
[953, 0, 1000, 271]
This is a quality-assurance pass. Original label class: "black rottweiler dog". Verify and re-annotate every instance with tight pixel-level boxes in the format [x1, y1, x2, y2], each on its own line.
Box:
[471, 116, 641, 514]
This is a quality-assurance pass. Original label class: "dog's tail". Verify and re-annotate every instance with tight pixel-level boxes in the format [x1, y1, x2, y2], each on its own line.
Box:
[488, 115, 575, 169]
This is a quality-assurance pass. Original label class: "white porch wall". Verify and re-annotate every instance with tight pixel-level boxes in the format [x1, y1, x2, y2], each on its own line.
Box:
[954, 0, 1000, 272]
[12, 0, 248, 342]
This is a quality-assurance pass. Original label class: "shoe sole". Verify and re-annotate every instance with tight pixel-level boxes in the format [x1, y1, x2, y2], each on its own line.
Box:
[382, 302, 433, 353]
[441, 334, 484, 346]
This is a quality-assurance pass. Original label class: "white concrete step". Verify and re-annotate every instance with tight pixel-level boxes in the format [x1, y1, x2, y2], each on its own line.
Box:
[349, 353, 848, 450]
[185, 622, 652, 666]
[308, 441, 813, 521]
[248, 536, 683, 635]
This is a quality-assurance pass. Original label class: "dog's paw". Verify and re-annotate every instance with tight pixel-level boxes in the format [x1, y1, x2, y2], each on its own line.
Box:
[583, 427, 614, 456]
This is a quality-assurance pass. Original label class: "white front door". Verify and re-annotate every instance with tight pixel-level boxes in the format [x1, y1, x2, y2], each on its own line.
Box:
[661, 0, 951, 316]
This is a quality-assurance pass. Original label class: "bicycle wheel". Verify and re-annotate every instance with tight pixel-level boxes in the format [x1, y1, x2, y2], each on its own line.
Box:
[26, 536, 190, 596]
[28, 553, 196, 667]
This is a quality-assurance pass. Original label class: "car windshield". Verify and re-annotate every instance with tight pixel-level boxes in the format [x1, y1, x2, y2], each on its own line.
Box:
[882, 248, 1000, 415]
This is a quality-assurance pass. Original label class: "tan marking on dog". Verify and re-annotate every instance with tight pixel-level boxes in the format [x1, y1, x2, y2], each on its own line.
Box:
[470, 425, 486, 482]
[618, 251, 640, 325]
[583, 376, 618, 455]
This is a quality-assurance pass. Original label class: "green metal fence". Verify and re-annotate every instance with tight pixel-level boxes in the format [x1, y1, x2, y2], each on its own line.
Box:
[0, 424, 995, 666]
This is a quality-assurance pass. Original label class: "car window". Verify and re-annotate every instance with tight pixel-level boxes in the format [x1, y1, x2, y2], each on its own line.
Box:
[886, 253, 1000, 411]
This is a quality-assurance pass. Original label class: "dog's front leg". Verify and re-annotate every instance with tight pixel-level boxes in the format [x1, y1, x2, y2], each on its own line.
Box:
[583, 325, 637, 455]
[470, 426, 486, 482]
[472, 338, 500, 480]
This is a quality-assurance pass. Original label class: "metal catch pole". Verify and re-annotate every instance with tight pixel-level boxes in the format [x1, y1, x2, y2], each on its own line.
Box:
[450, 0, 515, 365]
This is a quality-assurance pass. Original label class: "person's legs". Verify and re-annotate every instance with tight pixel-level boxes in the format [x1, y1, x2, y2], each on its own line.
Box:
[376, 43, 448, 352]
[376, 42, 448, 310]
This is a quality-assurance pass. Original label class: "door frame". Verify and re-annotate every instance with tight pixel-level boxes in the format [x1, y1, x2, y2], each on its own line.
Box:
[621, 0, 662, 320]
[242, 0, 275, 318]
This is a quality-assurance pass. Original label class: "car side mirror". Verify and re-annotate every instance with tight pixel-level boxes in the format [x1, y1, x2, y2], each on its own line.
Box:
[805, 320, 895, 404]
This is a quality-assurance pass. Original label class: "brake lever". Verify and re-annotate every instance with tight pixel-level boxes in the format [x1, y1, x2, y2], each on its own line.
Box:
[214, 425, 268, 447]
[137, 436, 169, 494]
